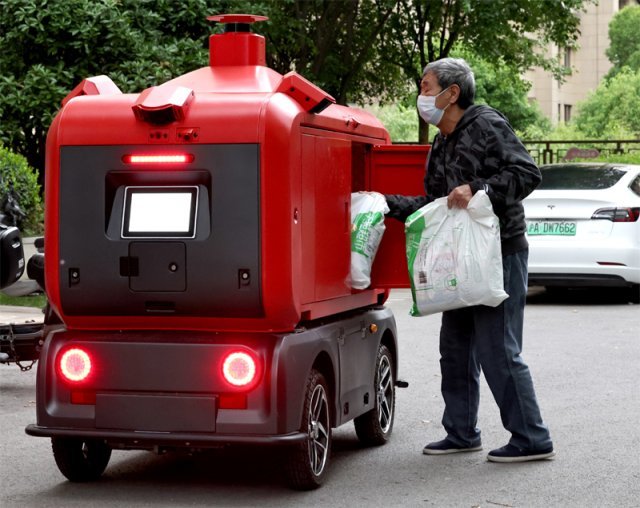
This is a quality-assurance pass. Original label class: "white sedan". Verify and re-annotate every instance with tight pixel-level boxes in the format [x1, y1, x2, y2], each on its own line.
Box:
[523, 163, 640, 301]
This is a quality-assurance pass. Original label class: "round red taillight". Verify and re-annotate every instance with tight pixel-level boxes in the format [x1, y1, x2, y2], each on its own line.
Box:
[59, 348, 92, 382]
[222, 351, 257, 387]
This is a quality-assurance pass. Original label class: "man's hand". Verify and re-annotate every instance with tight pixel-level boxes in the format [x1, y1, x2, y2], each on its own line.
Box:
[447, 184, 473, 209]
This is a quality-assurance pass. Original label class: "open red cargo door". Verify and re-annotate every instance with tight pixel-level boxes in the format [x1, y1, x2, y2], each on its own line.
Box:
[368, 144, 430, 289]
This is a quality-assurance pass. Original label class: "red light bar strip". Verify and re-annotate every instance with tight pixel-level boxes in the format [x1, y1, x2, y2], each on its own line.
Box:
[123, 154, 194, 164]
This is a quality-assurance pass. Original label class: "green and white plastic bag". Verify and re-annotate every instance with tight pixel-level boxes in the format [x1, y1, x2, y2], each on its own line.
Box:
[350, 192, 389, 289]
[405, 191, 508, 316]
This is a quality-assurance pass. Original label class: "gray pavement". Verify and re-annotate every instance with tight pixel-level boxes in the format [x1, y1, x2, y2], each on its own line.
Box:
[0, 305, 44, 325]
[1, 288, 639, 507]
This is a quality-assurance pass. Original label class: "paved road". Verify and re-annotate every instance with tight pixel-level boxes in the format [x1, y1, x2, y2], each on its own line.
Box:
[1, 288, 639, 507]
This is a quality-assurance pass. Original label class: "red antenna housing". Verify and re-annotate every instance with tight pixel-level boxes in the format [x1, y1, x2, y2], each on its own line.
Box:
[207, 14, 269, 67]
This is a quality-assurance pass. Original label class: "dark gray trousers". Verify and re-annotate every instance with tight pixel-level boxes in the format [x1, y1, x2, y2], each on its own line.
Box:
[439, 249, 553, 451]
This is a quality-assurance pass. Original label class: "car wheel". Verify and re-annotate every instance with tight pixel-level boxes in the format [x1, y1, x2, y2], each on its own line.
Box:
[629, 284, 640, 304]
[51, 437, 111, 482]
[354, 344, 395, 446]
[284, 369, 331, 490]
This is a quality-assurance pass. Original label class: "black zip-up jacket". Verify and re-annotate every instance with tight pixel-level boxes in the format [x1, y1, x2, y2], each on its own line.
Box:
[385, 105, 541, 255]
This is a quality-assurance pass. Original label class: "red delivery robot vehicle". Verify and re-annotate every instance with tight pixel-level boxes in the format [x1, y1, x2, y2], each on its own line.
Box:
[26, 15, 428, 489]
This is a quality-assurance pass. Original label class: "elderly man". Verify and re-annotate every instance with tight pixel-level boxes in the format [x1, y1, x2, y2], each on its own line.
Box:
[386, 57, 554, 463]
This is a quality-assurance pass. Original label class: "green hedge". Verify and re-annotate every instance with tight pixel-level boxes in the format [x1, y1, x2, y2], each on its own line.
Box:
[573, 152, 640, 164]
[0, 145, 43, 234]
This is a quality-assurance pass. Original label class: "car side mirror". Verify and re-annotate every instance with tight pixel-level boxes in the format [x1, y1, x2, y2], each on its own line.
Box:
[0, 226, 25, 290]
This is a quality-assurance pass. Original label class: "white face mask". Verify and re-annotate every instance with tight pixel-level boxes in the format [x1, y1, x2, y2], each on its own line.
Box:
[417, 88, 451, 126]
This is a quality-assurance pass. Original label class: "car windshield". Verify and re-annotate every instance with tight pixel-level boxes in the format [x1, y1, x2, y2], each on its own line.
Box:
[538, 164, 627, 190]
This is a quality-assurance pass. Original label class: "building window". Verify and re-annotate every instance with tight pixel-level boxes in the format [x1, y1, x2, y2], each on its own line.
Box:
[564, 104, 572, 122]
[558, 104, 561, 122]
[563, 47, 571, 69]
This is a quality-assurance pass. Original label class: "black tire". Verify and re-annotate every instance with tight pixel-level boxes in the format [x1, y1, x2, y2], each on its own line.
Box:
[628, 284, 640, 304]
[51, 437, 111, 482]
[283, 369, 331, 490]
[354, 344, 395, 446]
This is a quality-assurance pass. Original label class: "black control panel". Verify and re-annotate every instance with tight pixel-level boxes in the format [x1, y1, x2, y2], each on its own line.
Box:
[58, 144, 262, 317]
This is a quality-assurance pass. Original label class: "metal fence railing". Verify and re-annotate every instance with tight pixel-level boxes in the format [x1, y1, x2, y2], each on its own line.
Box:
[522, 139, 640, 165]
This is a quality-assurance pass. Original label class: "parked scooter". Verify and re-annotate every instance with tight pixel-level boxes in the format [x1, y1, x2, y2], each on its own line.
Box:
[0, 189, 26, 290]
[0, 194, 45, 370]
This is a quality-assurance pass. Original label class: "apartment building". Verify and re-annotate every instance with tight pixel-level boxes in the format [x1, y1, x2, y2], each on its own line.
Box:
[526, 0, 638, 125]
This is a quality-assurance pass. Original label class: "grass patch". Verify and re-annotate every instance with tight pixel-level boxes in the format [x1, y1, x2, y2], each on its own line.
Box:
[0, 292, 47, 308]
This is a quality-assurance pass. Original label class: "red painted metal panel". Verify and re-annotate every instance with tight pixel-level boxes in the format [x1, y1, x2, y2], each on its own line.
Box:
[43, 21, 405, 332]
[368, 144, 430, 289]
[300, 135, 351, 303]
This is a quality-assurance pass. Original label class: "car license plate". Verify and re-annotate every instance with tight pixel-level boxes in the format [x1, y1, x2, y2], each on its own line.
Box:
[527, 221, 576, 236]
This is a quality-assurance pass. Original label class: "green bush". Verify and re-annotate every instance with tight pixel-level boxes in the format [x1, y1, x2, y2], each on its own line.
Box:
[574, 67, 640, 138]
[0, 145, 43, 234]
[366, 103, 419, 143]
[573, 152, 640, 164]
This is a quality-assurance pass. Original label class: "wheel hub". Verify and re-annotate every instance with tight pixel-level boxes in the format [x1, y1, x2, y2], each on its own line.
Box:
[310, 420, 320, 440]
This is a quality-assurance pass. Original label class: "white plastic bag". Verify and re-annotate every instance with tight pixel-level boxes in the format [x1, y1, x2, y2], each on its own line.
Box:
[350, 192, 389, 289]
[405, 191, 508, 316]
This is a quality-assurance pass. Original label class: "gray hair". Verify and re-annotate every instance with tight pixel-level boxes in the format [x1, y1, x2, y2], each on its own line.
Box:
[423, 58, 475, 108]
